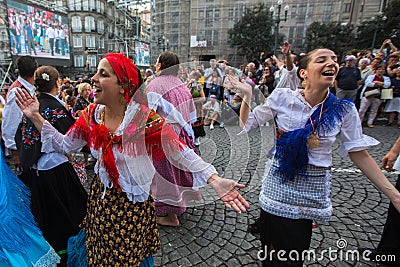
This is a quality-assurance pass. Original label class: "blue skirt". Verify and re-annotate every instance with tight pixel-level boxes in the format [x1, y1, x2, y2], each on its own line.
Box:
[0, 147, 60, 266]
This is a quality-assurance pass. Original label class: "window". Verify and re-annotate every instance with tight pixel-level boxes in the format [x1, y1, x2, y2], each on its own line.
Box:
[75, 0, 81, 10]
[229, 8, 234, 17]
[71, 16, 82, 32]
[324, 3, 332, 12]
[98, 20, 104, 33]
[99, 38, 105, 49]
[73, 35, 82, 47]
[68, 0, 74, 10]
[205, 19, 213, 27]
[87, 55, 97, 69]
[199, 10, 204, 18]
[86, 35, 96, 48]
[74, 55, 84, 67]
[96, 0, 101, 12]
[343, 3, 351, 13]
[85, 17, 95, 32]
[213, 30, 218, 45]
[100, 2, 105, 13]
[89, 0, 95, 10]
[83, 0, 89, 11]
[214, 8, 220, 18]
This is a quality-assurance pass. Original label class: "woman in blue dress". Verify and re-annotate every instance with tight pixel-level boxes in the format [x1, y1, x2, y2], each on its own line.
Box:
[0, 146, 60, 266]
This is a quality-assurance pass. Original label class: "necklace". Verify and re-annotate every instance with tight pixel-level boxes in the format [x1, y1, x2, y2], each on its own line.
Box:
[100, 107, 125, 139]
[301, 91, 328, 149]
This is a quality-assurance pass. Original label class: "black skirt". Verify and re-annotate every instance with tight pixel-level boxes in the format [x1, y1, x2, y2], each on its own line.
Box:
[192, 117, 206, 137]
[31, 162, 87, 253]
[259, 210, 312, 267]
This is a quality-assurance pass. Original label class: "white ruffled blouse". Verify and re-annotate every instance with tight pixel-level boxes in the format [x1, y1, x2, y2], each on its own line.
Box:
[244, 87, 380, 166]
[41, 101, 217, 203]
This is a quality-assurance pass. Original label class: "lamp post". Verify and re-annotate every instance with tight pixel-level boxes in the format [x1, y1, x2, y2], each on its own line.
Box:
[270, 0, 289, 55]
[370, 14, 387, 51]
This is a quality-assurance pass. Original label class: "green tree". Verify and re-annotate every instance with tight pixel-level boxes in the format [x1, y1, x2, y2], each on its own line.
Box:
[383, 0, 400, 46]
[355, 0, 400, 51]
[228, 4, 281, 60]
[305, 22, 354, 57]
[355, 20, 377, 50]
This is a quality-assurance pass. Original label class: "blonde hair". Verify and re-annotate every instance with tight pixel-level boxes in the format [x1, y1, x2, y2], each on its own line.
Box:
[77, 82, 91, 95]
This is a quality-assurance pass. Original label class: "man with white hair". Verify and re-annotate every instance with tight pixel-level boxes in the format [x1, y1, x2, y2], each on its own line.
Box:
[204, 59, 222, 97]
[144, 68, 155, 85]
[334, 55, 362, 101]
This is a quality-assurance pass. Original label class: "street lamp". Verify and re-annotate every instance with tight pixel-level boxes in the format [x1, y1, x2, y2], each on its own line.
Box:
[371, 14, 387, 51]
[270, 0, 289, 55]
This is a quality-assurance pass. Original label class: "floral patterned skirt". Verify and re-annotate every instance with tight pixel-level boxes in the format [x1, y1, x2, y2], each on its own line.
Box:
[83, 176, 160, 266]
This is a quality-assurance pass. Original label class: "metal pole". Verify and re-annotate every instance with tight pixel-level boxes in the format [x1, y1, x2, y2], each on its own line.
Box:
[272, 3, 282, 55]
[274, 21, 279, 55]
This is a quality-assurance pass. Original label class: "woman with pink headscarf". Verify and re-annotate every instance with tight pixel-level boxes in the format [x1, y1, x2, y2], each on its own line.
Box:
[16, 53, 249, 266]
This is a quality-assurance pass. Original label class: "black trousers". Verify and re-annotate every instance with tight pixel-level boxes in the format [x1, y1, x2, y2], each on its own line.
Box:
[259, 210, 312, 267]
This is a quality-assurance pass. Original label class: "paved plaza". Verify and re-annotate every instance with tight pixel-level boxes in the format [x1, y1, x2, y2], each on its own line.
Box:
[153, 123, 399, 267]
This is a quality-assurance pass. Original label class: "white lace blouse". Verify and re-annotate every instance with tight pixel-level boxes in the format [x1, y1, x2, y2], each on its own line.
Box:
[41, 101, 217, 203]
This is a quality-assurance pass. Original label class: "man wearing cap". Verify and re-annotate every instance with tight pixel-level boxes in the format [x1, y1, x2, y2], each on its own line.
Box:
[334, 55, 362, 101]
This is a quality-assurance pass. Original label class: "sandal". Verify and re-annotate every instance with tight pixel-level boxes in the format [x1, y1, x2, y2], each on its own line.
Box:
[384, 122, 393, 127]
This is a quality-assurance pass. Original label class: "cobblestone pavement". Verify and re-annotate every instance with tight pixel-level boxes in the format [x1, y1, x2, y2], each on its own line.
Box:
[5, 121, 398, 266]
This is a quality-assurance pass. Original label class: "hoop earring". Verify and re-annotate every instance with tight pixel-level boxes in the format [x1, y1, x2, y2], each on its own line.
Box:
[301, 79, 307, 88]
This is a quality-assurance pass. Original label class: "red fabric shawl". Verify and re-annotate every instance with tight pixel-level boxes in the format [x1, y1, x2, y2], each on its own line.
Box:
[67, 104, 186, 189]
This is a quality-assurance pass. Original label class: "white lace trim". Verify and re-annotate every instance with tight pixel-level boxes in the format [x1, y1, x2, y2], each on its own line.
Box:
[259, 194, 332, 221]
[33, 247, 60, 267]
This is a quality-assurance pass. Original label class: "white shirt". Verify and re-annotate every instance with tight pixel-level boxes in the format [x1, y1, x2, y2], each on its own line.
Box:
[275, 65, 301, 90]
[244, 88, 379, 167]
[2, 77, 36, 150]
[204, 67, 222, 85]
[41, 102, 216, 203]
[203, 100, 221, 115]
[46, 27, 55, 39]
[36, 93, 69, 170]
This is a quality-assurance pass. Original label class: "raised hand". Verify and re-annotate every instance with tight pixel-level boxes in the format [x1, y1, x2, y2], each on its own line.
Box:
[15, 89, 40, 119]
[209, 177, 250, 212]
[280, 41, 291, 54]
[226, 74, 252, 97]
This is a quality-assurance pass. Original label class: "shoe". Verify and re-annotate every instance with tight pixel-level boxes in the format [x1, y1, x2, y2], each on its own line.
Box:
[194, 138, 201, 146]
[210, 124, 214, 130]
[219, 122, 225, 128]
[384, 122, 393, 127]
[367, 124, 374, 128]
